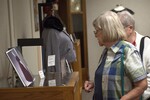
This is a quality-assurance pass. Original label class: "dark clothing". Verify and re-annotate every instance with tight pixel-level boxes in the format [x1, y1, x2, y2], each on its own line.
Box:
[93, 48, 107, 100]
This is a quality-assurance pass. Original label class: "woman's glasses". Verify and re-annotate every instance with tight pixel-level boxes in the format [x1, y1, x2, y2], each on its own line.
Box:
[93, 29, 102, 35]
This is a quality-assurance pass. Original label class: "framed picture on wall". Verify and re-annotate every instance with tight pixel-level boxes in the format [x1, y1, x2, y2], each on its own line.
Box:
[33, 0, 39, 32]
[38, 2, 53, 37]
[31, 0, 46, 34]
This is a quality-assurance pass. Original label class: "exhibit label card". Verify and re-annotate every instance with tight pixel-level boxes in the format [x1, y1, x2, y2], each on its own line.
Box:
[48, 79, 56, 86]
[48, 55, 55, 67]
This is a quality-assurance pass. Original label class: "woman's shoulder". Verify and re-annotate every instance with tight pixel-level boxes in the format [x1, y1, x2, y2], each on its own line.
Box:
[118, 40, 138, 55]
[122, 40, 137, 49]
[121, 41, 140, 57]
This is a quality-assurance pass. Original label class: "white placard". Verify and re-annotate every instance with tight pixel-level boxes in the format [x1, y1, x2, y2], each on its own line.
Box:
[39, 78, 45, 86]
[48, 79, 56, 86]
[48, 55, 55, 67]
[38, 70, 45, 79]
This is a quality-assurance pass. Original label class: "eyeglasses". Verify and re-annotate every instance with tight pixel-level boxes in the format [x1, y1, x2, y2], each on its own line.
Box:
[93, 29, 102, 35]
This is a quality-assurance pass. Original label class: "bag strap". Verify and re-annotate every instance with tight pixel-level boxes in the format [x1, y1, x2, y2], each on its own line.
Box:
[120, 46, 142, 100]
[121, 46, 125, 96]
[140, 36, 150, 61]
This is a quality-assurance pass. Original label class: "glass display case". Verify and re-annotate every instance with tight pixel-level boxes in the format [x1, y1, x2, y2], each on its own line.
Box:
[0, 72, 80, 100]
[58, 0, 89, 84]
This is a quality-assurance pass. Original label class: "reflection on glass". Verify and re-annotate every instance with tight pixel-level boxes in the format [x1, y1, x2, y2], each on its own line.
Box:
[71, 0, 81, 12]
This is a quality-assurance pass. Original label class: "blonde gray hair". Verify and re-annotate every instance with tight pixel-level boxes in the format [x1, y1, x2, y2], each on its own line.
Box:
[93, 11, 126, 42]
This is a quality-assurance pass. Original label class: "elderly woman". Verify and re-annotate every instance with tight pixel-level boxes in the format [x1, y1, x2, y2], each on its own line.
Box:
[84, 11, 147, 100]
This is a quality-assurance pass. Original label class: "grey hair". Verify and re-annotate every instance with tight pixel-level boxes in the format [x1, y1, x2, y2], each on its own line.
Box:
[117, 11, 135, 29]
[93, 11, 126, 42]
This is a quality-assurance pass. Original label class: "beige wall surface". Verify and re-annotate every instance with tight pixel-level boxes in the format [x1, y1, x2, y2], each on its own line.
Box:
[12, 0, 33, 39]
[86, 0, 150, 80]
[0, 0, 11, 83]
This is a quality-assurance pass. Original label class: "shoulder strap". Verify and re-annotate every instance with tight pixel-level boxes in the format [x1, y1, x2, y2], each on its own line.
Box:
[140, 36, 150, 61]
[121, 46, 125, 96]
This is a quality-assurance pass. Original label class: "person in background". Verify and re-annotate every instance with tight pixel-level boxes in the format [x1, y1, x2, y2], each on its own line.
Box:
[117, 10, 150, 100]
[84, 11, 147, 100]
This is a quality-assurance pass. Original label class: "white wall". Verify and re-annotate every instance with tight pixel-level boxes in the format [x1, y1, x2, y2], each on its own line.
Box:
[12, 0, 33, 40]
[0, 0, 11, 81]
[86, 0, 150, 80]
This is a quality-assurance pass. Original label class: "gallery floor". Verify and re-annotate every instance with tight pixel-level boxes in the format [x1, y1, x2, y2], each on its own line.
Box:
[82, 89, 93, 100]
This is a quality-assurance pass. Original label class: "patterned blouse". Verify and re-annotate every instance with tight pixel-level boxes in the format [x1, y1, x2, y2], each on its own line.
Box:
[94, 40, 147, 100]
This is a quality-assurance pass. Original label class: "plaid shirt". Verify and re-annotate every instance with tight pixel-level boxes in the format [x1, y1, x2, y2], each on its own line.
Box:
[94, 40, 147, 100]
